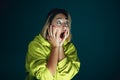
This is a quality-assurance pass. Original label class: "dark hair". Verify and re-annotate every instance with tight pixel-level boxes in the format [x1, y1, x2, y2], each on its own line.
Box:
[46, 8, 68, 24]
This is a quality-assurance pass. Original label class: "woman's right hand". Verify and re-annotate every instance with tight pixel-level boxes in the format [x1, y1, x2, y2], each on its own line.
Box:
[47, 25, 61, 48]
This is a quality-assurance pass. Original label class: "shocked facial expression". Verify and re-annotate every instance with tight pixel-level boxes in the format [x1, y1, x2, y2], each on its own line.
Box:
[51, 13, 69, 39]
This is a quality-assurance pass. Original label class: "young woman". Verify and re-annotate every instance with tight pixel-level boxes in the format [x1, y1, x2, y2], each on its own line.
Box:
[25, 8, 80, 80]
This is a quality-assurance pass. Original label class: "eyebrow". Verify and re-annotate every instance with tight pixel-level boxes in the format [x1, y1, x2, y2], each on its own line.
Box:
[56, 18, 68, 22]
[56, 17, 68, 20]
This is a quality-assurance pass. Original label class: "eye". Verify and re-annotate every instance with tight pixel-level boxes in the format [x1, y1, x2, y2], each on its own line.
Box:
[65, 22, 69, 26]
[56, 20, 62, 26]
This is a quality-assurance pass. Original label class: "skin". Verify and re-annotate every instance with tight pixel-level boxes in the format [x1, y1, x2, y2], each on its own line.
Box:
[46, 13, 70, 76]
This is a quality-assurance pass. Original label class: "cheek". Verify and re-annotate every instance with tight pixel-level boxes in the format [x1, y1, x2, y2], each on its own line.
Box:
[54, 26, 62, 31]
[52, 25, 62, 32]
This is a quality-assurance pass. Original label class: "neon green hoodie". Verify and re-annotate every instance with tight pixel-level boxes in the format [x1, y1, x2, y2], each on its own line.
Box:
[25, 34, 80, 80]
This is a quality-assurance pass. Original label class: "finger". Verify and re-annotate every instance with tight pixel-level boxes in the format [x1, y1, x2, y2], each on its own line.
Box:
[66, 28, 70, 38]
[56, 29, 60, 40]
[63, 30, 69, 40]
[52, 26, 56, 38]
[63, 31, 67, 40]
[47, 27, 50, 37]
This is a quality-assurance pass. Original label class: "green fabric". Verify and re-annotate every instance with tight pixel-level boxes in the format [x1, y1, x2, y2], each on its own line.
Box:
[25, 34, 80, 80]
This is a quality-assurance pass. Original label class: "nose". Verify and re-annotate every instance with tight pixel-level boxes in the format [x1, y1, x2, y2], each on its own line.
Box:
[62, 23, 67, 28]
[62, 25, 67, 30]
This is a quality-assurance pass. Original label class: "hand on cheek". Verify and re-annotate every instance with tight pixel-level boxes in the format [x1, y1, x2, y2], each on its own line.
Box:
[65, 28, 69, 39]
[47, 25, 70, 47]
[47, 25, 60, 47]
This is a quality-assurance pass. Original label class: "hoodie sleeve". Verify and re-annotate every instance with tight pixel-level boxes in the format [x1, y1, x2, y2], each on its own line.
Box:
[25, 41, 53, 80]
[57, 42, 80, 80]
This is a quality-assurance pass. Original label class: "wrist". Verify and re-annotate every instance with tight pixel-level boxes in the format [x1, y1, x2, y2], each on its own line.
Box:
[51, 45, 59, 48]
[59, 42, 64, 47]
[51, 45, 63, 48]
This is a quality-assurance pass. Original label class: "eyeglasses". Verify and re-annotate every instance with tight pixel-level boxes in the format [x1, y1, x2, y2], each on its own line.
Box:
[54, 19, 69, 27]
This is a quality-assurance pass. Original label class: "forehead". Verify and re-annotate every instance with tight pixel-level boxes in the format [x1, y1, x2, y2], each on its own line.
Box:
[54, 13, 68, 20]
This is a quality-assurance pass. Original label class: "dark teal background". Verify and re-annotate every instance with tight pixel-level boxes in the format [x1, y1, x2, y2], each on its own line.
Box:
[1, 0, 120, 80]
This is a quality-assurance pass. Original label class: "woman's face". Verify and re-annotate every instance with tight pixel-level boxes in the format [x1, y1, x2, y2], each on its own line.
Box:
[51, 13, 69, 38]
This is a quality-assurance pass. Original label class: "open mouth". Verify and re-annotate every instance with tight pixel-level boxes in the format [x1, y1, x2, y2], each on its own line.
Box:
[60, 32, 65, 39]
